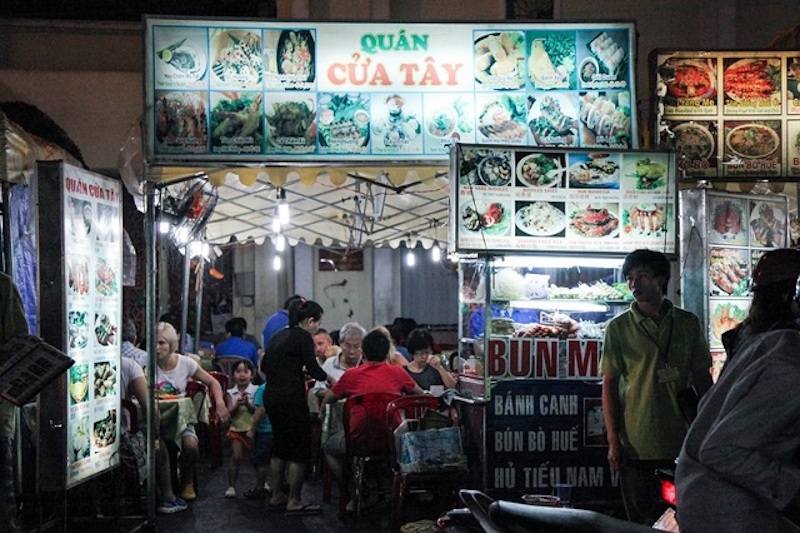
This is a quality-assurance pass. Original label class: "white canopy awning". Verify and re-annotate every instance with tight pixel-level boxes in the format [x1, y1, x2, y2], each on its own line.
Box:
[147, 164, 450, 250]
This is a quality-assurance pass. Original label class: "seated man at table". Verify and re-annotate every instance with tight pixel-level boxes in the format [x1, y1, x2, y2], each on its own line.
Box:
[320, 329, 423, 508]
[215, 317, 260, 370]
[308, 322, 365, 412]
[313, 328, 341, 367]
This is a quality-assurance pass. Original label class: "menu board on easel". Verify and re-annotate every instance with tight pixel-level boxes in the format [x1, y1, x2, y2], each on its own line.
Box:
[450, 143, 678, 255]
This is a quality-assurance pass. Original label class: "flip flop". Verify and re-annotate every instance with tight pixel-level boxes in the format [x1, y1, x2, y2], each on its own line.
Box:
[268, 499, 288, 511]
[285, 503, 322, 516]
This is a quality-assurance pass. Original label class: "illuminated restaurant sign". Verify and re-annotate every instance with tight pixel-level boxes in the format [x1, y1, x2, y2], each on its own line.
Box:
[450, 143, 678, 255]
[144, 18, 638, 163]
[654, 49, 800, 181]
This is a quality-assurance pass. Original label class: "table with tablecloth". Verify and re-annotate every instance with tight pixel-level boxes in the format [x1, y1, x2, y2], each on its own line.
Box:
[155, 394, 208, 449]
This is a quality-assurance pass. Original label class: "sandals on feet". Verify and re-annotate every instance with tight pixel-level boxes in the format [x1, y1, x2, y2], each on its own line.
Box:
[285, 503, 321, 516]
[244, 487, 271, 500]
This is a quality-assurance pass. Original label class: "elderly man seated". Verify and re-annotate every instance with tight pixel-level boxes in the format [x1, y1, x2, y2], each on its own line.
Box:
[320, 329, 423, 511]
[307, 322, 365, 414]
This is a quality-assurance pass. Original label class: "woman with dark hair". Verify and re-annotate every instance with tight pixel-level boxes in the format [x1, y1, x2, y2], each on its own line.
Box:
[260, 299, 329, 516]
[404, 328, 457, 391]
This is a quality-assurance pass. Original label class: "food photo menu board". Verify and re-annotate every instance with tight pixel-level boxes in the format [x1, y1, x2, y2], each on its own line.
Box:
[62, 165, 123, 488]
[653, 50, 800, 180]
[145, 18, 638, 163]
[701, 192, 788, 375]
[451, 144, 677, 255]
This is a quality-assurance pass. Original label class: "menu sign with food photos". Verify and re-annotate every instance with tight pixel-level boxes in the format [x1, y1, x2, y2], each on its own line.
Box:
[145, 18, 637, 163]
[450, 143, 677, 255]
[62, 164, 123, 488]
[679, 189, 789, 381]
[653, 50, 800, 180]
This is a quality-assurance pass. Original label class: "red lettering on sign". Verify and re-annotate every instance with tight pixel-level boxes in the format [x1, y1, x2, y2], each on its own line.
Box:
[487, 338, 507, 377]
[534, 339, 559, 378]
[566, 340, 600, 378]
[508, 338, 533, 377]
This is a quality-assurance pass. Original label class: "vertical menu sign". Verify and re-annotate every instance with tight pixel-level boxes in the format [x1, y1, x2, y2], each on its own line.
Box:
[63, 166, 123, 488]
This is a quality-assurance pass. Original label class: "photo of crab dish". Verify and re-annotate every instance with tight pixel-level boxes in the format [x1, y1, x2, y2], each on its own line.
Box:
[568, 203, 620, 238]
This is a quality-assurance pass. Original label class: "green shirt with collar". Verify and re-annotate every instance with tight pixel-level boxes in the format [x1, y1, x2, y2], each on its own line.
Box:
[600, 298, 711, 460]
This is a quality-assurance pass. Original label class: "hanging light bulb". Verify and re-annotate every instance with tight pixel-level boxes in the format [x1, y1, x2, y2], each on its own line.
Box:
[158, 219, 171, 234]
[405, 240, 416, 267]
[277, 188, 290, 225]
[272, 216, 281, 233]
[272, 255, 282, 271]
[430, 242, 441, 262]
[275, 233, 286, 252]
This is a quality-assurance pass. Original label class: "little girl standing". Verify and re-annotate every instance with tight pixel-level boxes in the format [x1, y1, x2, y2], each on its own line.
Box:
[224, 359, 258, 498]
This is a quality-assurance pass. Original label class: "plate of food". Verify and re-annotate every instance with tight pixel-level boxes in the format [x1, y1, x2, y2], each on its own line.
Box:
[624, 157, 668, 190]
[427, 106, 458, 139]
[750, 201, 786, 247]
[210, 29, 263, 86]
[478, 95, 527, 141]
[478, 153, 512, 186]
[156, 37, 207, 81]
[726, 123, 779, 159]
[527, 94, 578, 146]
[568, 155, 620, 188]
[517, 153, 564, 187]
[672, 122, 715, 161]
[623, 203, 668, 236]
[711, 199, 746, 242]
[724, 58, 780, 101]
[663, 59, 716, 99]
[709, 248, 749, 296]
[460, 201, 511, 236]
[568, 204, 620, 239]
[515, 202, 566, 236]
[710, 301, 748, 345]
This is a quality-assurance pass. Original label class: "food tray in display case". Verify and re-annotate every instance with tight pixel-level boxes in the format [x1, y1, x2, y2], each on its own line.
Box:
[679, 189, 789, 379]
[450, 143, 678, 255]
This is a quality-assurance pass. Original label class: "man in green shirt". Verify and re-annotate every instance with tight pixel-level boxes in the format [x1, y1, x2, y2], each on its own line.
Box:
[601, 249, 712, 525]
[0, 272, 30, 533]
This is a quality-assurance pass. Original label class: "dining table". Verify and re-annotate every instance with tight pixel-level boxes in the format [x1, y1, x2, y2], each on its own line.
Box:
[156, 393, 208, 449]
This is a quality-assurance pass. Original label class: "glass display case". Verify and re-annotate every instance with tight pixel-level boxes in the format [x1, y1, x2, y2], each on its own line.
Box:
[457, 255, 630, 380]
[456, 254, 633, 503]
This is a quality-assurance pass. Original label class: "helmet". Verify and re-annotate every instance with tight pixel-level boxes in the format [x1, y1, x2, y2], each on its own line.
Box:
[750, 248, 800, 291]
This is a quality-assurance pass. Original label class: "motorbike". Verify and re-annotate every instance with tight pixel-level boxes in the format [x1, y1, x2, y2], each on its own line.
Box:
[439, 489, 658, 532]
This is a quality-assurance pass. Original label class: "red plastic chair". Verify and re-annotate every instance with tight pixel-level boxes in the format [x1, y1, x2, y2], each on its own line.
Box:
[207, 370, 229, 468]
[385, 394, 463, 533]
[343, 392, 401, 517]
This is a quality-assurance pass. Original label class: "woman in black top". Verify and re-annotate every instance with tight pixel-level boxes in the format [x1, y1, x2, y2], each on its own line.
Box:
[261, 299, 329, 515]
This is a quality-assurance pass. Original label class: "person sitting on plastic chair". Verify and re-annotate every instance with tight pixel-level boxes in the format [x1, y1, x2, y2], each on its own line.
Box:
[320, 330, 423, 512]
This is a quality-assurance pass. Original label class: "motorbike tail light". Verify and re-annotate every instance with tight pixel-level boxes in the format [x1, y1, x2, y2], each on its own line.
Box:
[660, 478, 677, 507]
